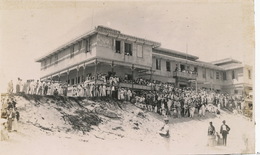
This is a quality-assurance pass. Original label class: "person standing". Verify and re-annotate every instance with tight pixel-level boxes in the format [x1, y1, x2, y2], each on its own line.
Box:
[220, 120, 230, 146]
[207, 122, 216, 146]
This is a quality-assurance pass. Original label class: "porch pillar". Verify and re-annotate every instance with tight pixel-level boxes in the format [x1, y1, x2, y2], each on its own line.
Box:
[66, 69, 70, 96]
[131, 64, 134, 90]
[94, 58, 98, 85]
[83, 63, 86, 83]
[111, 61, 114, 73]
[195, 79, 198, 94]
[76, 66, 79, 84]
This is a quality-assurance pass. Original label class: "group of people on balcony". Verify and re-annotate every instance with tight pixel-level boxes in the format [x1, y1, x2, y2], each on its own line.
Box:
[175, 65, 198, 75]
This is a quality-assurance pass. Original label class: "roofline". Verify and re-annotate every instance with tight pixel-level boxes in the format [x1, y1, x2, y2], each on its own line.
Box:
[153, 47, 199, 60]
[35, 29, 97, 62]
[36, 26, 161, 62]
[211, 58, 242, 65]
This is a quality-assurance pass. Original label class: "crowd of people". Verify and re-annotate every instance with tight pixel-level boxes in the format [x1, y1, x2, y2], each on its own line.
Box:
[134, 84, 245, 119]
[0, 95, 20, 141]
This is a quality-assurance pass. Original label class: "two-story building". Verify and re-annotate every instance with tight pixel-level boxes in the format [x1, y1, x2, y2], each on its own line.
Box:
[36, 26, 253, 96]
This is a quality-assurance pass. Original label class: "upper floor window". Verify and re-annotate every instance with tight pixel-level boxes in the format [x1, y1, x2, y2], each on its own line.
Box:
[137, 44, 143, 57]
[85, 39, 90, 53]
[70, 45, 74, 58]
[216, 71, 219, 79]
[115, 40, 121, 53]
[223, 72, 227, 80]
[156, 59, 161, 70]
[232, 70, 235, 79]
[55, 54, 58, 64]
[125, 43, 132, 56]
[194, 67, 198, 73]
[78, 41, 82, 51]
[166, 61, 171, 72]
[44, 60, 47, 69]
[180, 64, 185, 72]
[248, 69, 251, 79]
[203, 68, 206, 79]
[210, 70, 213, 79]
[49, 57, 52, 64]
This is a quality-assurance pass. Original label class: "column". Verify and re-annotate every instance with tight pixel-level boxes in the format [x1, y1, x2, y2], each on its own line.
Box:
[131, 64, 134, 90]
[111, 61, 114, 73]
[66, 70, 70, 96]
[76, 66, 79, 84]
[150, 67, 153, 90]
[195, 79, 198, 93]
[83, 64, 86, 83]
[94, 58, 97, 85]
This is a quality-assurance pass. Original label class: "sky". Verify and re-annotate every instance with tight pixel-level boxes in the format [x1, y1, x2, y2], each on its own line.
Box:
[0, 0, 255, 93]
[0, 0, 259, 152]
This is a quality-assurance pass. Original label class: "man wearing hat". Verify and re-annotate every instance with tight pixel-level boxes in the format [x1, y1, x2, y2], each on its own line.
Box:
[159, 117, 170, 138]
[220, 120, 230, 146]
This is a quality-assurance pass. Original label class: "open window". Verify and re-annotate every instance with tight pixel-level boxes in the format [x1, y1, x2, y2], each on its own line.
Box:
[115, 40, 121, 53]
[125, 43, 132, 56]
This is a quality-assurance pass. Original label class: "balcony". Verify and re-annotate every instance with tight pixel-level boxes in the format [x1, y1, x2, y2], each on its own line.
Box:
[173, 71, 197, 79]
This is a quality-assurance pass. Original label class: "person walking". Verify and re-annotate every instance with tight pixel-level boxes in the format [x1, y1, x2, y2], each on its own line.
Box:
[220, 120, 230, 146]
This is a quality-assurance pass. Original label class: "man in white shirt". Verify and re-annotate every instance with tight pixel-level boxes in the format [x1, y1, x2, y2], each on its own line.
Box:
[220, 120, 230, 146]
[159, 117, 170, 138]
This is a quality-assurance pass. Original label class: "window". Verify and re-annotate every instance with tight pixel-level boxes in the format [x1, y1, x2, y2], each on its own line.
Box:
[55, 54, 58, 64]
[137, 45, 143, 57]
[194, 67, 198, 74]
[234, 90, 238, 94]
[248, 69, 251, 79]
[78, 41, 82, 51]
[156, 59, 161, 70]
[216, 71, 219, 79]
[85, 39, 90, 53]
[166, 61, 171, 72]
[125, 43, 132, 56]
[115, 40, 121, 53]
[203, 68, 206, 79]
[210, 70, 213, 79]
[180, 64, 185, 71]
[70, 45, 74, 58]
[44, 60, 47, 69]
[232, 70, 235, 79]
[71, 79, 74, 85]
[223, 72, 227, 80]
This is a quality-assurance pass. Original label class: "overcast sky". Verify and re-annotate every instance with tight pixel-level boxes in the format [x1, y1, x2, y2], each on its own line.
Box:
[0, 0, 255, 93]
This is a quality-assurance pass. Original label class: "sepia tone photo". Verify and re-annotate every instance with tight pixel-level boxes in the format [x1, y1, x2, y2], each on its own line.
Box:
[0, 0, 256, 154]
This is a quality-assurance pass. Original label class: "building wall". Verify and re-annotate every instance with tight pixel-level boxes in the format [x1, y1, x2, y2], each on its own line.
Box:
[95, 34, 153, 68]
[40, 35, 97, 78]
[243, 65, 253, 85]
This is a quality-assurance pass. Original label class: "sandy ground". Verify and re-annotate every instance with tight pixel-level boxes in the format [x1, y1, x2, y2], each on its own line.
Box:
[0, 95, 255, 155]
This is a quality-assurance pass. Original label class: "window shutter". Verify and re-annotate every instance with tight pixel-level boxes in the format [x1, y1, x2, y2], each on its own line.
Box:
[112, 39, 115, 50]
[121, 41, 124, 54]
[86, 38, 90, 52]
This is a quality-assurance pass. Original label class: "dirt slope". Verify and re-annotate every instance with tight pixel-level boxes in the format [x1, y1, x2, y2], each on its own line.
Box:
[0, 94, 255, 155]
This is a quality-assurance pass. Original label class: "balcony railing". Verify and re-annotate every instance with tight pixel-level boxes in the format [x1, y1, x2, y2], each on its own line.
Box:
[173, 71, 197, 79]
